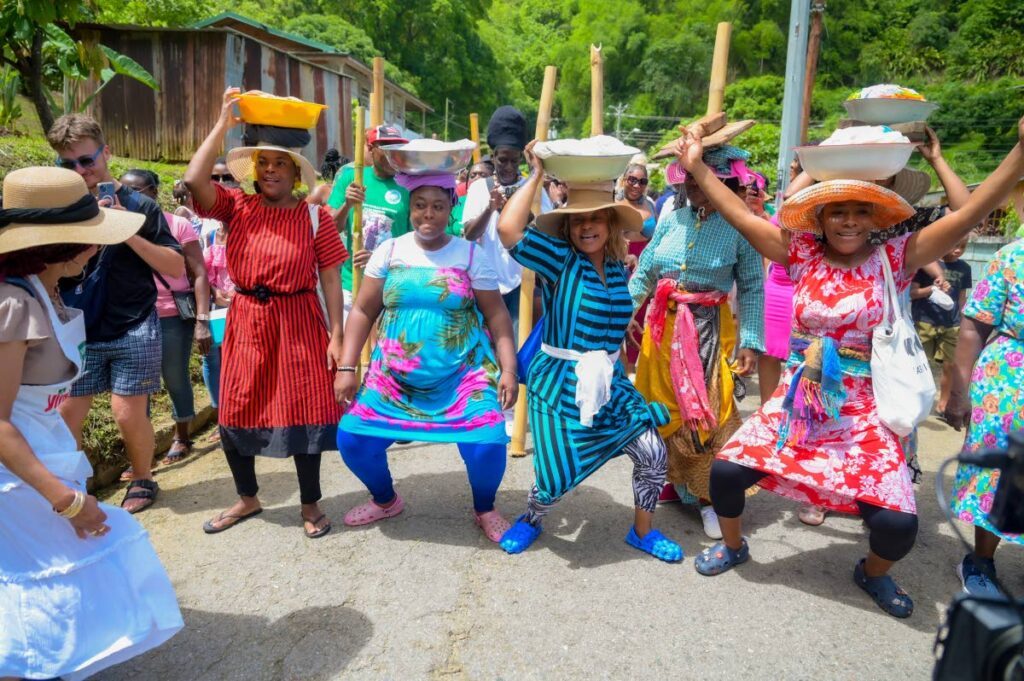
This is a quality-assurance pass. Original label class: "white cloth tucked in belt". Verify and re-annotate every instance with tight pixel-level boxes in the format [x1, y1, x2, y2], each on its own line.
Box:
[541, 343, 620, 427]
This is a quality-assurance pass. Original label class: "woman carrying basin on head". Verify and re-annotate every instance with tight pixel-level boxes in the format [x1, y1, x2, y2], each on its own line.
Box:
[673, 117, 1024, 618]
[496, 141, 682, 562]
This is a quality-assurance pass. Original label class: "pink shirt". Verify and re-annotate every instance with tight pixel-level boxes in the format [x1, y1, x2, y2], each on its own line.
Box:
[155, 211, 199, 318]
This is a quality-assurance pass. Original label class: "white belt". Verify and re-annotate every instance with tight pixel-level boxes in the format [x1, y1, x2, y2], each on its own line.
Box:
[541, 343, 620, 427]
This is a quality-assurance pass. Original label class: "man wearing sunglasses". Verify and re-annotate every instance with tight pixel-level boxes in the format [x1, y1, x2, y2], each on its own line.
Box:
[48, 114, 185, 515]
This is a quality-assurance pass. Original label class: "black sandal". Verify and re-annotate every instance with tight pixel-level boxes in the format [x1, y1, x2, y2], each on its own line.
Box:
[163, 438, 192, 465]
[121, 479, 159, 514]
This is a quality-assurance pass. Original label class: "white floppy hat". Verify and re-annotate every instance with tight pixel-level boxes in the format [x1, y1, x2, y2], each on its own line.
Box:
[0, 167, 143, 254]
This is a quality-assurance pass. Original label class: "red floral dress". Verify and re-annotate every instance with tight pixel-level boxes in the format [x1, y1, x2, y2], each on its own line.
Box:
[717, 233, 917, 515]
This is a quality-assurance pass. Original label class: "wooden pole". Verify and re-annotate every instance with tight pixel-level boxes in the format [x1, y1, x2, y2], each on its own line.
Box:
[799, 2, 825, 144]
[469, 113, 481, 163]
[371, 57, 385, 127]
[590, 45, 603, 136]
[707, 22, 733, 116]
[509, 64, 557, 459]
[351, 107, 367, 378]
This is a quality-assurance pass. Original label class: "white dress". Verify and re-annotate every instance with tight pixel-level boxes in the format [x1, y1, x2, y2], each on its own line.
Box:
[0, 275, 182, 680]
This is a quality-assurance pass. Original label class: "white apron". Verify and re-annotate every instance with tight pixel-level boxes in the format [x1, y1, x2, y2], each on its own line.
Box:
[0, 275, 91, 493]
[0, 275, 183, 681]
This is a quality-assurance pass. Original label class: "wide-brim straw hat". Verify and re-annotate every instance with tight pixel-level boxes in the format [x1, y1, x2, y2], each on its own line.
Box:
[535, 182, 644, 237]
[225, 143, 318, 190]
[0, 167, 143, 255]
[778, 180, 915, 233]
[888, 167, 931, 205]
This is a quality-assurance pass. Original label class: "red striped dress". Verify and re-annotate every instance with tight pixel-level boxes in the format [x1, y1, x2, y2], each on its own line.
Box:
[202, 184, 348, 457]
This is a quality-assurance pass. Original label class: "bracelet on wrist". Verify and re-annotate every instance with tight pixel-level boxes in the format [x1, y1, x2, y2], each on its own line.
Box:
[337, 366, 358, 373]
[55, 490, 86, 519]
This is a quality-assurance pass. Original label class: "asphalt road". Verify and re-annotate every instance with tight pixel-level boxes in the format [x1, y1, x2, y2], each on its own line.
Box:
[95, 387, 1022, 680]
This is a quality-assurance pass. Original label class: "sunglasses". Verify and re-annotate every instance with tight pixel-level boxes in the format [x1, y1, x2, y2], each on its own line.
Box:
[211, 174, 235, 182]
[625, 176, 649, 187]
[55, 146, 105, 170]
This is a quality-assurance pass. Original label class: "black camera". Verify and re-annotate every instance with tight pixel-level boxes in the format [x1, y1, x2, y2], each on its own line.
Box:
[933, 431, 1024, 680]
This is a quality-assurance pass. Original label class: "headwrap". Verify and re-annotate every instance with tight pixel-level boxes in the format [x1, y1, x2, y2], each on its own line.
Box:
[666, 145, 758, 187]
[242, 124, 311, 149]
[394, 173, 458, 206]
[486, 106, 527, 150]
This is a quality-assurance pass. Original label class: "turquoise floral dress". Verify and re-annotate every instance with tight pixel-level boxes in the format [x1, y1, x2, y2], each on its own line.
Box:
[950, 239, 1024, 544]
[340, 235, 507, 444]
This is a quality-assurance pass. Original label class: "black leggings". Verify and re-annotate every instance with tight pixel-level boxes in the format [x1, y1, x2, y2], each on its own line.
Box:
[224, 447, 323, 505]
[709, 459, 919, 562]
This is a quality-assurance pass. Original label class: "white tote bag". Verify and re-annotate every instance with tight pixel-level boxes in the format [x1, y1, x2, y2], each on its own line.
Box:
[870, 249, 936, 437]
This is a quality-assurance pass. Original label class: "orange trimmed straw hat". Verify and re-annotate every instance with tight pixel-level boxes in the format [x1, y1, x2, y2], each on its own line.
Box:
[778, 180, 915, 233]
[225, 143, 319, 190]
[535, 181, 644, 237]
[0, 167, 143, 255]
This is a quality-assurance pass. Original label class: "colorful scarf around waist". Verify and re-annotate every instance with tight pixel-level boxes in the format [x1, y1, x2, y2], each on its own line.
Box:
[777, 333, 870, 449]
[648, 278, 728, 432]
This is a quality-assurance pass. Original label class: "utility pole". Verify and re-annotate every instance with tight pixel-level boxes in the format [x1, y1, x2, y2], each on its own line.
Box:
[610, 103, 628, 139]
[800, 2, 827, 144]
[776, 0, 812, 206]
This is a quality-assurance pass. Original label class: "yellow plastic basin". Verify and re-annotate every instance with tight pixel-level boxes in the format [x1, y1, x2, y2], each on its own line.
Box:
[237, 92, 327, 129]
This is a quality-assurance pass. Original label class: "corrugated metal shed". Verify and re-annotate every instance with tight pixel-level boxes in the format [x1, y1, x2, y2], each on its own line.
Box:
[72, 22, 391, 166]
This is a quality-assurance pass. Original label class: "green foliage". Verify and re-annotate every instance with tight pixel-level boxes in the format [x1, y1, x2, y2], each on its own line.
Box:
[0, 67, 22, 129]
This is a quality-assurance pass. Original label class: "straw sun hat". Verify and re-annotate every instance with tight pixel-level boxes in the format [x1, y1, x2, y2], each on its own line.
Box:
[778, 180, 915, 234]
[225, 143, 319, 190]
[534, 181, 644, 237]
[0, 167, 143, 255]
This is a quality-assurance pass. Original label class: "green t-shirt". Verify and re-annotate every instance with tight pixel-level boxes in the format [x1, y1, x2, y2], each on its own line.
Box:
[326, 164, 410, 290]
[447, 195, 466, 236]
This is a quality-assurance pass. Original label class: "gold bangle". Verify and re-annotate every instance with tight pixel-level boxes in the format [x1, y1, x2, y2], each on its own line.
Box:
[56, 490, 85, 519]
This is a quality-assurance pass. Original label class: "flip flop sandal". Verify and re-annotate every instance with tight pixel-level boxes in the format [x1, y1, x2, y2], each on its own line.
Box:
[120, 479, 159, 514]
[694, 539, 750, 576]
[475, 510, 512, 543]
[302, 513, 332, 539]
[119, 466, 135, 483]
[499, 515, 542, 555]
[163, 439, 192, 465]
[625, 527, 684, 563]
[853, 559, 914, 618]
[343, 494, 405, 526]
[202, 507, 263, 534]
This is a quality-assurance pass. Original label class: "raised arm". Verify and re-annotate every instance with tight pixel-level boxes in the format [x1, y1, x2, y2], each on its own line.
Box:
[905, 116, 1024, 273]
[918, 127, 970, 211]
[184, 87, 241, 212]
[496, 140, 544, 249]
[675, 133, 789, 265]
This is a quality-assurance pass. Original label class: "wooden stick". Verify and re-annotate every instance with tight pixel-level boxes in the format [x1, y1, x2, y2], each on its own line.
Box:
[799, 3, 825, 144]
[707, 22, 732, 116]
[351, 107, 367, 377]
[371, 57, 385, 127]
[590, 45, 603, 136]
[469, 113, 481, 163]
[510, 64, 557, 459]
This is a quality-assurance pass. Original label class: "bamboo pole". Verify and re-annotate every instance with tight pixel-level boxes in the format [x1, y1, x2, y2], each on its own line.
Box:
[707, 22, 732, 116]
[590, 45, 603, 135]
[799, 3, 826, 144]
[351, 107, 367, 379]
[469, 113, 481, 163]
[509, 64, 557, 458]
[371, 57, 385, 127]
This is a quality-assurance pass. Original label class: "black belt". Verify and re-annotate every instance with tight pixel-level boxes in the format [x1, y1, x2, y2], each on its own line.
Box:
[235, 285, 315, 303]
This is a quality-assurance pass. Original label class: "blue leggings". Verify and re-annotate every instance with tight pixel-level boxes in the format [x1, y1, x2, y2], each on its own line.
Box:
[337, 431, 507, 513]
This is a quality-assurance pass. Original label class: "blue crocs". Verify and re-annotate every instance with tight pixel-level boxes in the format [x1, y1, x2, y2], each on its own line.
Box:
[694, 539, 749, 576]
[625, 527, 683, 562]
[500, 515, 542, 554]
[853, 559, 914, 618]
